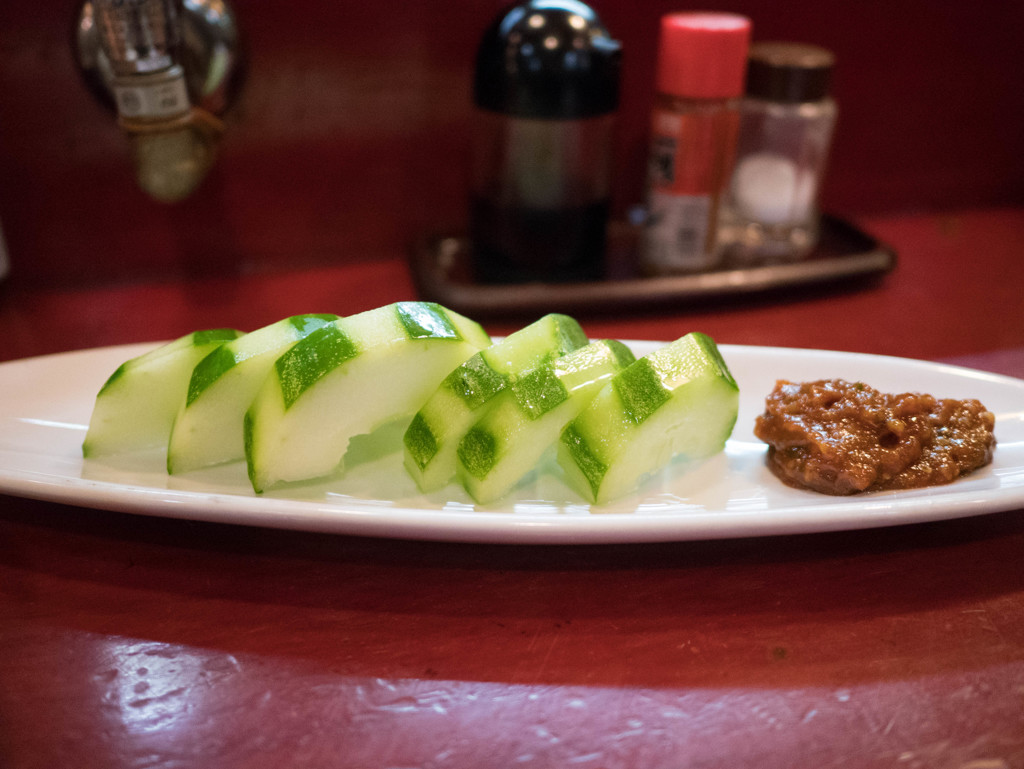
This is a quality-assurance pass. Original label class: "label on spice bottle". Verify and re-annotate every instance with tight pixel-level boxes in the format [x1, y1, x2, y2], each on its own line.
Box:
[645, 190, 712, 270]
[642, 106, 739, 273]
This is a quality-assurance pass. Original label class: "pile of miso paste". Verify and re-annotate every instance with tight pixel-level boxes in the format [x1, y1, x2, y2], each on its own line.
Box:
[755, 378, 996, 495]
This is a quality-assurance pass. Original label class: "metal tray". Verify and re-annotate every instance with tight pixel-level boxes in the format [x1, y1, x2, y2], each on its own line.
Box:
[410, 214, 896, 317]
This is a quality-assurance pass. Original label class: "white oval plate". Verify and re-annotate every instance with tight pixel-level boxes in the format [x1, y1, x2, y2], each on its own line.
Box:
[1, 342, 1022, 544]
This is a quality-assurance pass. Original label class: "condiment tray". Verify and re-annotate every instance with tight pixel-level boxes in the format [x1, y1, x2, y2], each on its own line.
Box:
[410, 214, 895, 317]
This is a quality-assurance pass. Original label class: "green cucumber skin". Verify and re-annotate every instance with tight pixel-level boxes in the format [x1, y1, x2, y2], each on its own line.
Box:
[402, 313, 588, 493]
[457, 339, 635, 504]
[167, 314, 339, 475]
[82, 328, 244, 458]
[187, 314, 339, 407]
[245, 302, 491, 493]
[557, 332, 739, 504]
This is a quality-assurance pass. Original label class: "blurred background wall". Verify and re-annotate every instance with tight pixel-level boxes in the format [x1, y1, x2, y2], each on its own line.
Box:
[1, 0, 1022, 287]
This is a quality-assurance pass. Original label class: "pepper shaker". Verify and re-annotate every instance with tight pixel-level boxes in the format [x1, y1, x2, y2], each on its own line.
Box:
[470, 0, 621, 284]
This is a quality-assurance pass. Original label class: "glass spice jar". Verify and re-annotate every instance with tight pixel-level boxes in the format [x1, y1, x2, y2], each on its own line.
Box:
[720, 42, 838, 262]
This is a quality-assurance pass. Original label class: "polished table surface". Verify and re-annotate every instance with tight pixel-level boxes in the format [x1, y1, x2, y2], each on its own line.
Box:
[2, 207, 1023, 769]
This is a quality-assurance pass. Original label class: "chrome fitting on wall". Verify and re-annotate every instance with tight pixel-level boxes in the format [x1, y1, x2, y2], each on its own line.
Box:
[74, 0, 244, 202]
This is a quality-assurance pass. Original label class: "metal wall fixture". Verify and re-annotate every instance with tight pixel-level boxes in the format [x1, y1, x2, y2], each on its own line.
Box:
[74, 0, 245, 202]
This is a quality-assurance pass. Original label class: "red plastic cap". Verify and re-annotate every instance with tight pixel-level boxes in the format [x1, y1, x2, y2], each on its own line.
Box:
[656, 12, 752, 99]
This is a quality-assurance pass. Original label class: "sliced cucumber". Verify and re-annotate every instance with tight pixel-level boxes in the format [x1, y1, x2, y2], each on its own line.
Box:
[402, 313, 588, 492]
[83, 328, 243, 458]
[557, 332, 738, 504]
[457, 339, 635, 503]
[167, 313, 339, 474]
[244, 302, 491, 492]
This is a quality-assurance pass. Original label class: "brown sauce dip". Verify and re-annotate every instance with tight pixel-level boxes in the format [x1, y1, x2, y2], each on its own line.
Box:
[754, 379, 996, 495]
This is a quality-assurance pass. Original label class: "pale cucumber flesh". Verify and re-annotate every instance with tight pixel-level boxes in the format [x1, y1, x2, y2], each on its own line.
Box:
[557, 332, 739, 504]
[403, 313, 588, 492]
[83, 306, 738, 507]
[167, 314, 338, 474]
[245, 302, 491, 492]
[457, 339, 635, 503]
[82, 328, 243, 458]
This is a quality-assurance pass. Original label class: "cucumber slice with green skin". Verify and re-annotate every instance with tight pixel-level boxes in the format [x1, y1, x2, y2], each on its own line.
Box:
[167, 313, 339, 474]
[557, 332, 739, 504]
[456, 339, 636, 504]
[244, 302, 491, 493]
[402, 313, 588, 492]
[82, 328, 243, 458]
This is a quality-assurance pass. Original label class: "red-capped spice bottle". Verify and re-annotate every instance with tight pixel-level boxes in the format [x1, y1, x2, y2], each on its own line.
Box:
[641, 12, 751, 274]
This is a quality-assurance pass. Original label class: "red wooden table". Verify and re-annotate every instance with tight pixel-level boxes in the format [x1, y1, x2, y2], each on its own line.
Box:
[2, 208, 1023, 769]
